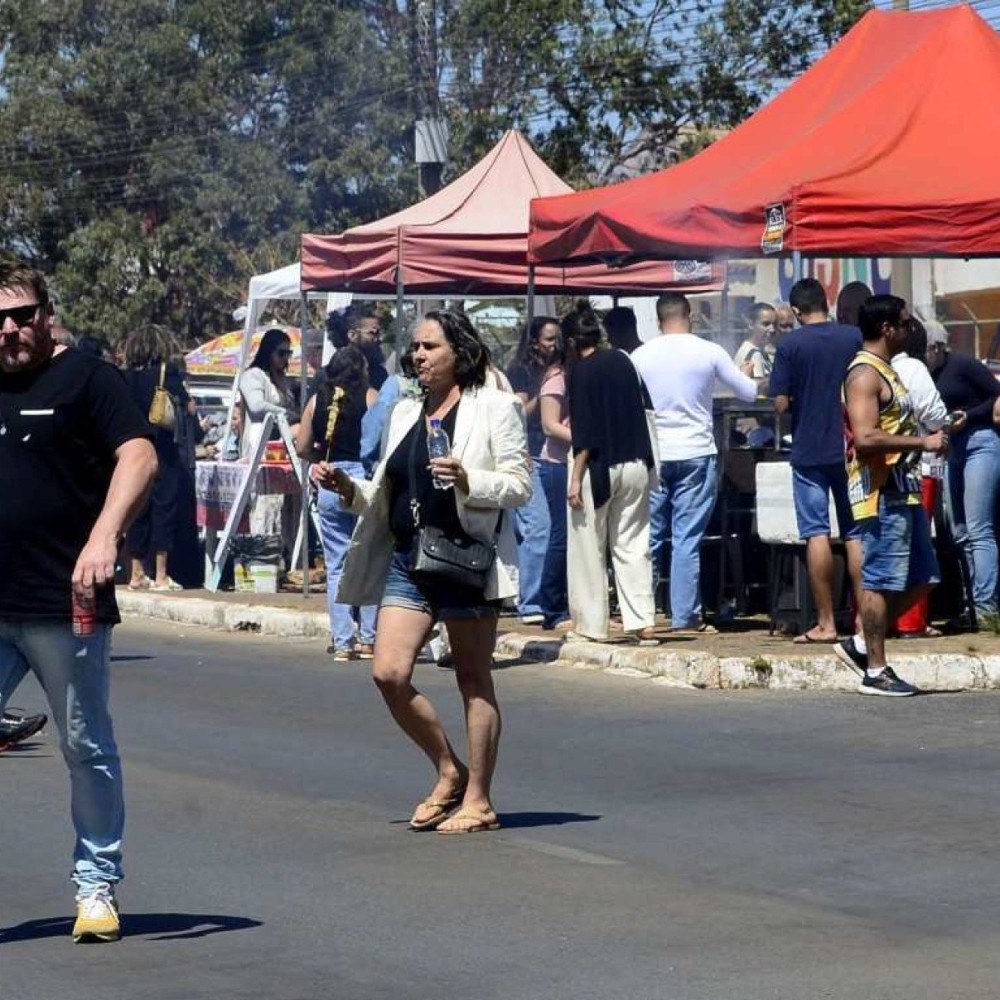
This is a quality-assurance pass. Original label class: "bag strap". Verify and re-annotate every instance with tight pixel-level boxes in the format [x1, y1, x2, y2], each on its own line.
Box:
[407, 412, 423, 529]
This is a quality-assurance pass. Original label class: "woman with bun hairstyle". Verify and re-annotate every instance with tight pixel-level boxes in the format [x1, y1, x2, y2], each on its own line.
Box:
[563, 302, 658, 645]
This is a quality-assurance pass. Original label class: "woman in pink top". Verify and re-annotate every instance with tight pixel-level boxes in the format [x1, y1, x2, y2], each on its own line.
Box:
[537, 352, 573, 629]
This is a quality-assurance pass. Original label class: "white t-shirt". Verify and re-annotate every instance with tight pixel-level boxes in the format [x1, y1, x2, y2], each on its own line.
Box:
[892, 351, 949, 477]
[631, 333, 758, 461]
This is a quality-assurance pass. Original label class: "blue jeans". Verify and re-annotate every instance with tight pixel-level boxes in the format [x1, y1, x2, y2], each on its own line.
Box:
[382, 551, 500, 620]
[537, 460, 569, 628]
[513, 459, 550, 617]
[0, 622, 123, 891]
[792, 463, 861, 541]
[318, 468, 377, 649]
[858, 499, 940, 593]
[945, 427, 1000, 616]
[649, 456, 719, 628]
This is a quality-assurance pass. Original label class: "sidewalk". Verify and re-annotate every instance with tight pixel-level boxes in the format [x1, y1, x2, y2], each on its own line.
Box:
[116, 587, 1000, 693]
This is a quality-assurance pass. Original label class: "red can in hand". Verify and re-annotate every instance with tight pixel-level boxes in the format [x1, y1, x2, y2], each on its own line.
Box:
[72, 590, 96, 638]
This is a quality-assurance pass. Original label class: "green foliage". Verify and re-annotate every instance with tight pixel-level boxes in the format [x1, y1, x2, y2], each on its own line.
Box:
[0, 0, 869, 344]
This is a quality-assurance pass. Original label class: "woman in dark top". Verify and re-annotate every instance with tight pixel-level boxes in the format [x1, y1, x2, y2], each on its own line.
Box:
[296, 346, 378, 660]
[121, 327, 188, 591]
[505, 315, 561, 624]
[927, 323, 1000, 618]
[563, 302, 657, 645]
[321, 311, 530, 834]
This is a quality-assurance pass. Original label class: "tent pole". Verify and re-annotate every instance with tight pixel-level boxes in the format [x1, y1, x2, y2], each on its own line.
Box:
[526, 263, 536, 329]
[720, 262, 730, 349]
[395, 266, 405, 355]
[300, 291, 311, 598]
[792, 250, 803, 283]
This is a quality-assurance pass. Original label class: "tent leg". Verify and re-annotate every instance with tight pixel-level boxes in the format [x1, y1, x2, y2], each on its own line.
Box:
[526, 263, 536, 329]
[395, 267, 406, 356]
[300, 291, 311, 598]
[720, 263, 730, 348]
[792, 250, 803, 283]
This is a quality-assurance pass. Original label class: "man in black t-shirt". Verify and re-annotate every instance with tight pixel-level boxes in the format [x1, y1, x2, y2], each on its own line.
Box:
[0, 259, 157, 943]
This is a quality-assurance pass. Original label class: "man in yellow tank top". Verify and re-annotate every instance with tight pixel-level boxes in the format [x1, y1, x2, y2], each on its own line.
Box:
[833, 296, 948, 697]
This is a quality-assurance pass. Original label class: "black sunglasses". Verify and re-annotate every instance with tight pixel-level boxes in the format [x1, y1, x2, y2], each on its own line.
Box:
[274, 348, 292, 357]
[0, 303, 40, 328]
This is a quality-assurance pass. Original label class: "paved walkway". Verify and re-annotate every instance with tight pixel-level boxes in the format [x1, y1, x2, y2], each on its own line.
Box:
[116, 587, 1000, 693]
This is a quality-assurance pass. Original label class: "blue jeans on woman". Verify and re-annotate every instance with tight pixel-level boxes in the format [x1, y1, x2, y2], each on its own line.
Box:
[649, 455, 719, 628]
[537, 459, 570, 628]
[945, 427, 1000, 618]
[0, 623, 123, 892]
[318, 464, 377, 650]
[513, 459, 550, 619]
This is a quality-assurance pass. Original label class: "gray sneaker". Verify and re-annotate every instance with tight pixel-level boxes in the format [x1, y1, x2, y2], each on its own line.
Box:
[833, 637, 868, 677]
[858, 666, 919, 698]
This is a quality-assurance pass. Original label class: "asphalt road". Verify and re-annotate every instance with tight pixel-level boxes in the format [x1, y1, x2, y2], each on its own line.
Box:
[3, 620, 1000, 1000]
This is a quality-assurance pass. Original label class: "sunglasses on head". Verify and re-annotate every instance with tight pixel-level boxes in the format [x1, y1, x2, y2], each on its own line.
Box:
[0, 303, 40, 328]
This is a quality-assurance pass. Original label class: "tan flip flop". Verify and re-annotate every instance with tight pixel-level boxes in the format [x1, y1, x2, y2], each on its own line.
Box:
[409, 786, 466, 831]
[436, 806, 501, 835]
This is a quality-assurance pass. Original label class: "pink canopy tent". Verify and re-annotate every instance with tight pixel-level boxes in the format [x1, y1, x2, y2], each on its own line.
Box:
[300, 130, 723, 296]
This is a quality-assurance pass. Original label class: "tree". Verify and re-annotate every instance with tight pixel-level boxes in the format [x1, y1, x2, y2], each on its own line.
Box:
[438, 0, 870, 184]
[0, 0, 414, 343]
[0, 0, 870, 344]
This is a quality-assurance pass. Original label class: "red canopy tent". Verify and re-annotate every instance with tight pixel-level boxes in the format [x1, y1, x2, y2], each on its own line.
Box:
[529, 5, 1000, 265]
[300, 130, 722, 295]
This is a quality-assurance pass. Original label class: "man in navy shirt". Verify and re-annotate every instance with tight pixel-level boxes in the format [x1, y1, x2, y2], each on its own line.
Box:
[769, 278, 864, 643]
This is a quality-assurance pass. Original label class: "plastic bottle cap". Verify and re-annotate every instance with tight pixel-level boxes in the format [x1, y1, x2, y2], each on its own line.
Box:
[430, 418, 442, 429]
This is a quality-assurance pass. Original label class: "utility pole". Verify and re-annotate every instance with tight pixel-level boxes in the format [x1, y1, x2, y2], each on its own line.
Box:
[413, 0, 446, 196]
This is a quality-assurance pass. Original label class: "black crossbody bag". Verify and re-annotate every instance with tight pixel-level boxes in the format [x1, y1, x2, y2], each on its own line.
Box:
[406, 415, 496, 591]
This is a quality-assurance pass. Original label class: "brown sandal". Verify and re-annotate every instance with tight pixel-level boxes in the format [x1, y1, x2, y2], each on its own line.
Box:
[436, 806, 501, 835]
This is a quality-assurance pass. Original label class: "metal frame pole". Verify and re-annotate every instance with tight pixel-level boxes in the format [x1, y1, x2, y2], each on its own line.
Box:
[299, 291, 311, 597]
[526, 263, 536, 329]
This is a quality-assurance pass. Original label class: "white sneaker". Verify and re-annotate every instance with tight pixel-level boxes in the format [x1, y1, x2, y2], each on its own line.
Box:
[73, 887, 121, 943]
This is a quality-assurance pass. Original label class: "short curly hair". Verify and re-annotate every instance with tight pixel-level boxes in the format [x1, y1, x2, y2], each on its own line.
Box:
[401, 310, 489, 390]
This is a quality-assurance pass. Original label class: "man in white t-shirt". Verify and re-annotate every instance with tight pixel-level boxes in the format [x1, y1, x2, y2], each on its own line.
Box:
[632, 293, 757, 632]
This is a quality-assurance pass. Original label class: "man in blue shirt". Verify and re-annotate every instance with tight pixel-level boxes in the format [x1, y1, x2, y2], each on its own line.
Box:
[769, 278, 864, 644]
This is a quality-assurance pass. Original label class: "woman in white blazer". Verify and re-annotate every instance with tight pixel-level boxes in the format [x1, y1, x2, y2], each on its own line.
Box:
[320, 311, 530, 835]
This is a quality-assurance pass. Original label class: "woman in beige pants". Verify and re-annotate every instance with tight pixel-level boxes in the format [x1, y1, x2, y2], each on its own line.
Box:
[562, 303, 658, 644]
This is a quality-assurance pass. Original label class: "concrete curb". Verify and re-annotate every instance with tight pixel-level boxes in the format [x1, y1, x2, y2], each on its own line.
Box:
[118, 592, 330, 638]
[493, 633, 998, 693]
[119, 593, 996, 692]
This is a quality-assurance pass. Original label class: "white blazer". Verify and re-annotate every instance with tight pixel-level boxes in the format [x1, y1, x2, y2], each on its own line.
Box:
[337, 385, 531, 606]
[238, 366, 285, 459]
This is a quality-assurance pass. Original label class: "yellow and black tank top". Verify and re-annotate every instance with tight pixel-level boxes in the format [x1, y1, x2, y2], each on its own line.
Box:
[844, 351, 921, 520]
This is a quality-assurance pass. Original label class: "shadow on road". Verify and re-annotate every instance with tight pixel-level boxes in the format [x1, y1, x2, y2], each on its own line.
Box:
[0, 912, 263, 944]
[0, 741, 49, 758]
[497, 811, 601, 829]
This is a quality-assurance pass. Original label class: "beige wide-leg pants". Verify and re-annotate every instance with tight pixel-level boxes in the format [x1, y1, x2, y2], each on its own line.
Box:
[568, 459, 655, 639]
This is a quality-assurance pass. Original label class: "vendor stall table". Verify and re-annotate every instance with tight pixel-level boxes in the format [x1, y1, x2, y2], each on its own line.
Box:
[196, 460, 300, 531]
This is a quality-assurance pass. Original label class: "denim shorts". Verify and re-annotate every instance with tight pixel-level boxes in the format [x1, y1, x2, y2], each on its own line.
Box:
[792, 463, 861, 541]
[381, 550, 500, 620]
[858, 499, 940, 593]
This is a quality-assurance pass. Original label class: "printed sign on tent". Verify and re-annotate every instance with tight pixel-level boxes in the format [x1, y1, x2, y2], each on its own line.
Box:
[761, 204, 786, 255]
[672, 260, 713, 283]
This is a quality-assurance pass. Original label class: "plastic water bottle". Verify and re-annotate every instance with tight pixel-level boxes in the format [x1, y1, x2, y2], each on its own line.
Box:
[427, 418, 452, 490]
